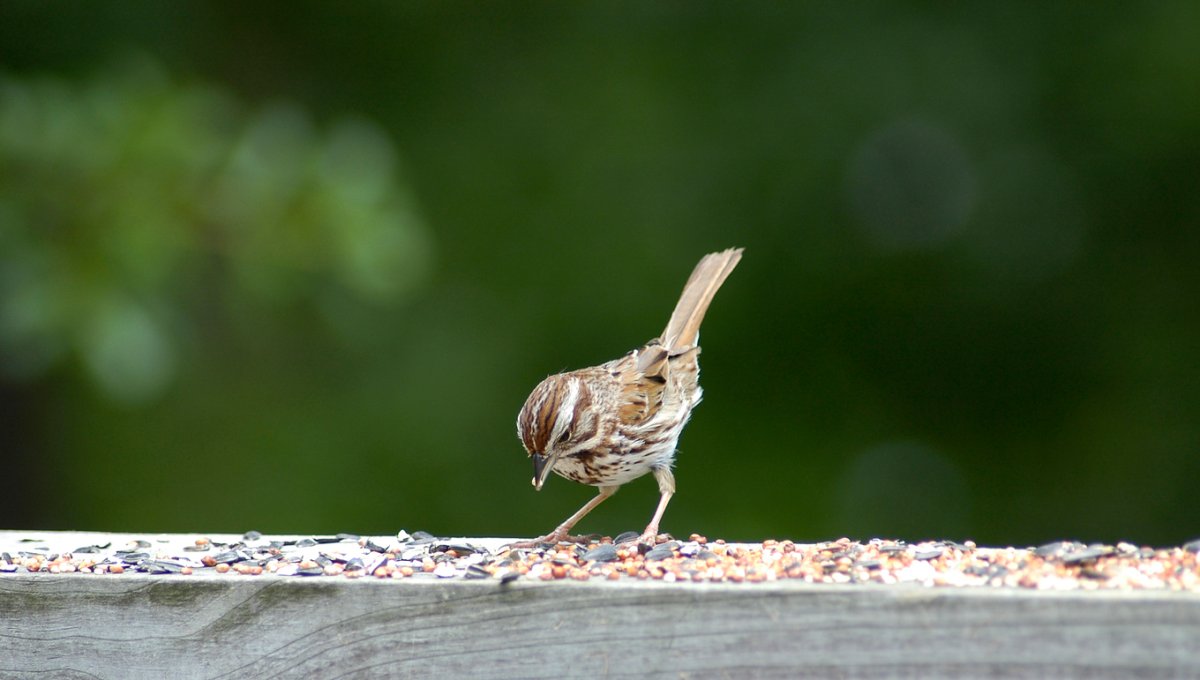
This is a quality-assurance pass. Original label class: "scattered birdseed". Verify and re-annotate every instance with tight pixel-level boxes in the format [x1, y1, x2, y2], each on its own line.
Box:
[3, 531, 1200, 591]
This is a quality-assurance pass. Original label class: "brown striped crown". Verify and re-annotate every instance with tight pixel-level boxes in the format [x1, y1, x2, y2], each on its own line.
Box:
[516, 373, 595, 456]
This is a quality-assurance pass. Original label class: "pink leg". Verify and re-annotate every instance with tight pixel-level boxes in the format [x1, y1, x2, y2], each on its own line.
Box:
[638, 467, 676, 545]
[507, 486, 618, 549]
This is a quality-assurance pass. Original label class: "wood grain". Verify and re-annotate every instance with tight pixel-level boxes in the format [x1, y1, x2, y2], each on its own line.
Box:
[2, 571, 1198, 679]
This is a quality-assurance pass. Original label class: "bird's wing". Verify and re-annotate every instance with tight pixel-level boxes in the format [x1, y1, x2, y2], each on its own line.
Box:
[616, 343, 668, 425]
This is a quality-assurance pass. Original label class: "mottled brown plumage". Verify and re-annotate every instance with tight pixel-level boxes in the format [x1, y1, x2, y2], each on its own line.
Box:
[513, 248, 743, 547]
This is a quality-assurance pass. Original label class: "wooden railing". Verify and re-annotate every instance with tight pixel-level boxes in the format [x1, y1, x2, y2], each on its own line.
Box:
[2, 530, 1198, 678]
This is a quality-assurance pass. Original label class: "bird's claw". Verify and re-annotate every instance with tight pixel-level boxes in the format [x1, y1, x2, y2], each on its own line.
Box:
[503, 531, 592, 551]
[614, 529, 669, 549]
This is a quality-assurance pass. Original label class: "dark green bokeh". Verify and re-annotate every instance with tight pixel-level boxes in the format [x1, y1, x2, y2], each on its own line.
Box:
[2, 2, 1198, 546]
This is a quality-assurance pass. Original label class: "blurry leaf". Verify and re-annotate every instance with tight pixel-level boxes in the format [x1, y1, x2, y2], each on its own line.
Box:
[80, 295, 174, 405]
[0, 59, 433, 403]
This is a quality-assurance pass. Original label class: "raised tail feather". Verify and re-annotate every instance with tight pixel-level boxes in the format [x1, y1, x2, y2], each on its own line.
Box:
[661, 248, 743, 352]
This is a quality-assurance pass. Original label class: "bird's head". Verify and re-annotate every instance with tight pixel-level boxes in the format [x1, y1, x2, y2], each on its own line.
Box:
[516, 373, 598, 490]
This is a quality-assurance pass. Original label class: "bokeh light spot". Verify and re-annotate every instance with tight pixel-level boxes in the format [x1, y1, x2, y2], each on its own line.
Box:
[846, 119, 976, 251]
[80, 296, 175, 406]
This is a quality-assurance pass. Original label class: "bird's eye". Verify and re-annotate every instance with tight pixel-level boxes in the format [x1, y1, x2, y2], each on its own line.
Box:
[557, 431, 571, 444]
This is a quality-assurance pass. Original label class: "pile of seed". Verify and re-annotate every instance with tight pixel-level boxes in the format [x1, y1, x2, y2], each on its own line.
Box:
[3, 531, 1199, 591]
[494, 535, 1200, 590]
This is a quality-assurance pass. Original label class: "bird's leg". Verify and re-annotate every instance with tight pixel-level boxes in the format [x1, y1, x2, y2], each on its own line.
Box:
[638, 467, 676, 546]
[507, 486, 618, 549]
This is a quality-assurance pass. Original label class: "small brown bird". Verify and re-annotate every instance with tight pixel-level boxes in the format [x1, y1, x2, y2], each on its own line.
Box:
[513, 248, 743, 546]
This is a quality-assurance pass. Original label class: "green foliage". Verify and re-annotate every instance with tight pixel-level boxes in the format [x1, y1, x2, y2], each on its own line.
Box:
[0, 60, 430, 403]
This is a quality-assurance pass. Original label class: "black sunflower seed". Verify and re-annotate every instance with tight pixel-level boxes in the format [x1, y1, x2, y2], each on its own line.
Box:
[581, 544, 619, 563]
[614, 531, 640, 545]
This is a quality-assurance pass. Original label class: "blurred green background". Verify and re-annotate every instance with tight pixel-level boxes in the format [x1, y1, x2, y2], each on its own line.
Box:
[2, 2, 1198, 546]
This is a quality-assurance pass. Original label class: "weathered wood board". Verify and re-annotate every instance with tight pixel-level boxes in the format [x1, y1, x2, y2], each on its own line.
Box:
[3, 571, 1200, 678]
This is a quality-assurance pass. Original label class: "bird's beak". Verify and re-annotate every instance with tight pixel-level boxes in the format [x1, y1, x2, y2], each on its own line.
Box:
[531, 452, 557, 491]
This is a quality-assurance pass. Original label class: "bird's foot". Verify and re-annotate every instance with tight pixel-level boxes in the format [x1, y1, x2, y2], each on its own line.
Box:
[638, 529, 664, 547]
[615, 527, 669, 548]
[504, 529, 591, 551]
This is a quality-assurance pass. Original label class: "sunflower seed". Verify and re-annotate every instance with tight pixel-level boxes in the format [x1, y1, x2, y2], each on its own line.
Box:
[211, 551, 244, 564]
[582, 544, 619, 563]
[614, 531, 640, 544]
[1061, 546, 1112, 565]
[365, 554, 388, 575]
[410, 531, 437, 544]
[400, 547, 427, 561]
[464, 565, 491, 579]
[1035, 541, 1081, 558]
[645, 542, 679, 561]
[146, 560, 186, 574]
